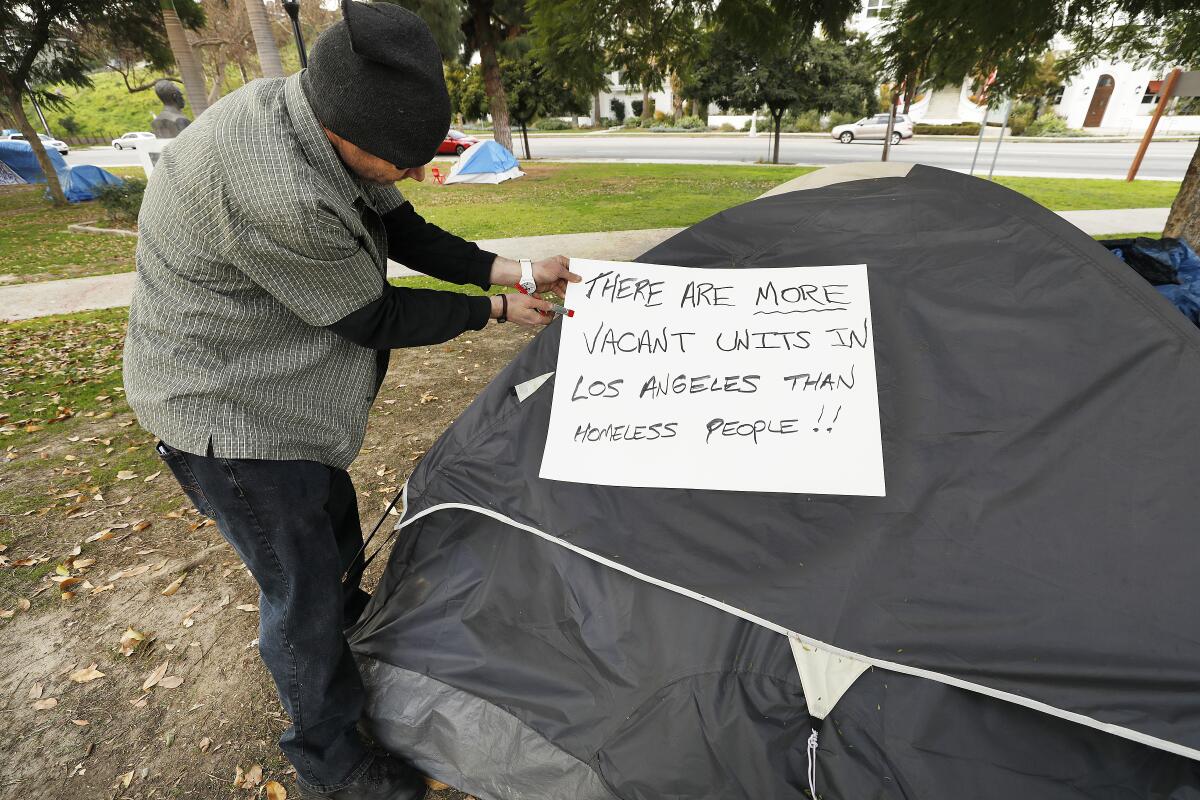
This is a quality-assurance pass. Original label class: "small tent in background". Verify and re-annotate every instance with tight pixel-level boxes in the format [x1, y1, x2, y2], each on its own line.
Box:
[444, 140, 524, 184]
[0, 141, 124, 202]
[64, 164, 125, 203]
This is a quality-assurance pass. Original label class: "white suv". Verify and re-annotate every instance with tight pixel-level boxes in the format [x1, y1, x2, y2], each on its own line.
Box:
[112, 132, 156, 150]
[831, 114, 914, 145]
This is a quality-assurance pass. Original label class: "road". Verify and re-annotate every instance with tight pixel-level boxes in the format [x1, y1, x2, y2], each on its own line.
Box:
[68, 134, 1195, 180]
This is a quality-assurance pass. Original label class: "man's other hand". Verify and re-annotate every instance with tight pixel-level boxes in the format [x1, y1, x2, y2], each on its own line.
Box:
[533, 255, 581, 295]
[492, 293, 556, 326]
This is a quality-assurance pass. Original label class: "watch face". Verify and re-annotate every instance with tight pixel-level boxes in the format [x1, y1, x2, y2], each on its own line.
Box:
[519, 279, 537, 294]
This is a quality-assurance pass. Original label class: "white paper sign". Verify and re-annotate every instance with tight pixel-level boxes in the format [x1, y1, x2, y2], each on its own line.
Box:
[539, 259, 886, 496]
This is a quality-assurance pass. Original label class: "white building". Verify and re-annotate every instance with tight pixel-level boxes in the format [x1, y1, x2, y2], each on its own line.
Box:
[849, 0, 1199, 133]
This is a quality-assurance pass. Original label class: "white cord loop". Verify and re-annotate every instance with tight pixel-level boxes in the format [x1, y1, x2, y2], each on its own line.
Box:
[806, 728, 820, 798]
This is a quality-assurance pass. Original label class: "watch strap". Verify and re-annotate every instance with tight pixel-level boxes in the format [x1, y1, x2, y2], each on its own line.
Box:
[517, 258, 536, 295]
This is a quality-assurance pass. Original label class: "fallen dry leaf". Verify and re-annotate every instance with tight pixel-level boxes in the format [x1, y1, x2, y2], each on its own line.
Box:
[143, 471, 161, 482]
[132, 519, 151, 532]
[29, 683, 43, 699]
[85, 528, 114, 543]
[71, 557, 96, 569]
[157, 675, 184, 689]
[119, 627, 145, 657]
[265, 780, 288, 800]
[71, 719, 89, 726]
[32, 697, 58, 710]
[91, 583, 114, 594]
[241, 764, 263, 789]
[0, 609, 13, 619]
[235, 604, 258, 613]
[426, 778, 452, 790]
[198, 736, 212, 752]
[69, 663, 105, 683]
[141, 661, 169, 692]
[116, 470, 138, 480]
[161, 573, 187, 596]
[17, 598, 30, 611]
[119, 769, 134, 788]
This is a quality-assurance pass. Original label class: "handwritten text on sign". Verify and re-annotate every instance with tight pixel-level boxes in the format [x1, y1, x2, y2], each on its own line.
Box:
[539, 259, 885, 496]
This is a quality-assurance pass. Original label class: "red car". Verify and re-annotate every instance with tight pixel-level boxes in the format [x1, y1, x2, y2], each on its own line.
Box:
[437, 130, 479, 156]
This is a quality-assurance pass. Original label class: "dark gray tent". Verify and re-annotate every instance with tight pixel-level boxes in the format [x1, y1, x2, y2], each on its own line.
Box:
[348, 164, 1200, 799]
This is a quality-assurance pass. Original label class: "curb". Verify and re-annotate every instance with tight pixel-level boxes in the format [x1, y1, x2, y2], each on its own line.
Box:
[67, 221, 138, 238]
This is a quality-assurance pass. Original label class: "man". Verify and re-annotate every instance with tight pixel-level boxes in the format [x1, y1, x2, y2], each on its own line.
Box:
[123, 3, 578, 798]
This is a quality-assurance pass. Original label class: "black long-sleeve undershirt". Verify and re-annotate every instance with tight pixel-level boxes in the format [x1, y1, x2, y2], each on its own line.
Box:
[325, 203, 497, 350]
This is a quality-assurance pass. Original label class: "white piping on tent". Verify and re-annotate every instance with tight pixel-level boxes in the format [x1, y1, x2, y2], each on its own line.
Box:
[390, 487, 1200, 763]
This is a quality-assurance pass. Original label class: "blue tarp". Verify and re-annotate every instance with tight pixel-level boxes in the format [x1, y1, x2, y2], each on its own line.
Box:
[0, 140, 70, 184]
[64, 164, 125, 203]
[1107, 237, 1200, 326]
[0, 140, 124, 202]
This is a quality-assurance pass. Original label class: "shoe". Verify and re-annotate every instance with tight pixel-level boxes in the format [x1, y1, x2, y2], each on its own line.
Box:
[298, 753, 428, 800]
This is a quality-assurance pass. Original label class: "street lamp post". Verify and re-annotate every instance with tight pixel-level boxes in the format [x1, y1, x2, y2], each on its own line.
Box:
[282, 0, 308, 69]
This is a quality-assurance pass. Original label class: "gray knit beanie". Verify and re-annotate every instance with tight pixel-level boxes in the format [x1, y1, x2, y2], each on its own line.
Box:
[301, 0, 450, 168]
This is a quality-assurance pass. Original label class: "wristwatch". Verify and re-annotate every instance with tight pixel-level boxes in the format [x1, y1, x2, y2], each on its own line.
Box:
[517, 258, 536, 295]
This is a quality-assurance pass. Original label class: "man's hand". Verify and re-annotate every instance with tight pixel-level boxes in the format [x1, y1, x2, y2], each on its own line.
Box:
[490, 293, 555, 327]
[531, 255, 581, 295]
[490, 255, 581, 296]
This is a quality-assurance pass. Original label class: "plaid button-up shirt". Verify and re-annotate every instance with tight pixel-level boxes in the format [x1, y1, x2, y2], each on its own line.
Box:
[124, 74, 406, 468]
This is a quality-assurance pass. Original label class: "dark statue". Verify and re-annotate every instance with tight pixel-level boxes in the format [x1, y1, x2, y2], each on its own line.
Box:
[151, 80, 190, 139]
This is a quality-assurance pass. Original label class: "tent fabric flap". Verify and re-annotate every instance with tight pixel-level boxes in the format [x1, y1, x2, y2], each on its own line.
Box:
[788, 635, 872, 720]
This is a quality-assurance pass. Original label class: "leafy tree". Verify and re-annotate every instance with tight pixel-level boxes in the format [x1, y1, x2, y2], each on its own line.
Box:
[691, 21, 877, 163]
[1, 0, 203, 206]
[394, 0, 524, 154]
[526, 0, 610, 119]
[879, 0, 1200, 244]
[502, 49, 582, 157]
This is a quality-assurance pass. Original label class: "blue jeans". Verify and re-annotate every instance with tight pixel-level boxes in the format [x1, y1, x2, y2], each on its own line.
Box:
[156, 442, 374, 791]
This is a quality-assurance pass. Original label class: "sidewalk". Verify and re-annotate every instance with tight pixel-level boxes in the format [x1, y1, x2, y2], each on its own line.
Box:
[0, 228, 682, 322]
[0, 210, 1170, 322]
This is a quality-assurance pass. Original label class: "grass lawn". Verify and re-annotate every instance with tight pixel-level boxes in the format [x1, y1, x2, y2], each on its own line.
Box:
[0, 161, 1182, 286]
[990, 176, 1180, 211]
[400, 161, 814, 239]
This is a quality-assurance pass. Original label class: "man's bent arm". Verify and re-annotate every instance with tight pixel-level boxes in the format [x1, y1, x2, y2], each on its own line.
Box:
[383, 203, 499, 289]
[326, 285, 491, 349]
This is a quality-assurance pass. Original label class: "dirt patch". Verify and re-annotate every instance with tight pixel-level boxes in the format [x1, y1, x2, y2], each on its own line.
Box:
[0, 321, 538, 800]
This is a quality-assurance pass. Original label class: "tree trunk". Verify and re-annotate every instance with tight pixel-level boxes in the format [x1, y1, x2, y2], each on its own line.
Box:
[771, 109, 782, 164]
[521, 121, 531, 159]
[207, 55, 226, 105]
[161, 0, 209, 117]
[236, 58, 250, 85]
[670, 73, 683, 120]
[641, 85, 651, 120]
[7, 89, 67, 207]
[244, 0, 285, 79]
[472, 1, 512, 152]
[592, 91, 601, 127]
[1164, 140, 1200, 247]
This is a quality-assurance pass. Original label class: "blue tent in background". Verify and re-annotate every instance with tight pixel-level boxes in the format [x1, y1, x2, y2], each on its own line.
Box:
[445, 140, 524, 184]
[0, 140, 123, 202]
[65, 164, 125, 202]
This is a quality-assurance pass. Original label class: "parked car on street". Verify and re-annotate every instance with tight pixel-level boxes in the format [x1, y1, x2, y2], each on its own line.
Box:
[112, 132, 156, 150]
[437, 130, 479, 156]
[831, 114, 914, 145]
[3, 132, 69, 155]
